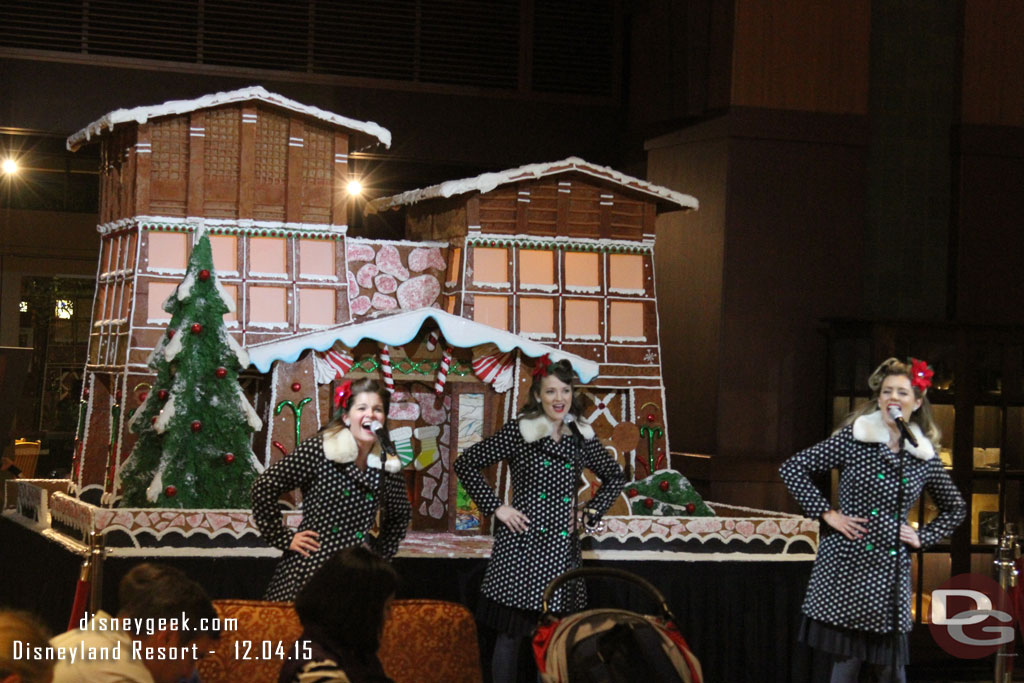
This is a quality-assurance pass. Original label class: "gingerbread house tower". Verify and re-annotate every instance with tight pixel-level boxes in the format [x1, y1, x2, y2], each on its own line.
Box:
[66, 87, 390, 501]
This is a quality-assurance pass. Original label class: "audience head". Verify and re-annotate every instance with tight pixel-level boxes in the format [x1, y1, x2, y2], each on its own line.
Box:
[295, 546, 399, 653]
[0, 609, 54, 683]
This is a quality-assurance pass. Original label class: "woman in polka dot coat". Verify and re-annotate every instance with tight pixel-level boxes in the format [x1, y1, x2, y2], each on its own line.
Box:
[454, 357, 625, 683]
[252, 379, 411, 602]
[780, 358, 965, 682]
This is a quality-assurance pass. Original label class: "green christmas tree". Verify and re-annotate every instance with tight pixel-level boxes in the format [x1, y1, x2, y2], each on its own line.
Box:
[119, 230, 262, 508]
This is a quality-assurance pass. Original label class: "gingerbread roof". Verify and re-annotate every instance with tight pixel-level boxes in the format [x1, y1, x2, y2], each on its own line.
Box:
[66, 85, 391, 151]
[246, 308, 600, 383]
[369, 157, 698, 213]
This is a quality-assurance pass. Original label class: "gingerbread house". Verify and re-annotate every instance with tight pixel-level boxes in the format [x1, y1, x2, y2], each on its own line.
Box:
[65, 87, 389, 502]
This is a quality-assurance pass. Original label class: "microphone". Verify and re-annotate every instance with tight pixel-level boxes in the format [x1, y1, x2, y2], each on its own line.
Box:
[886, 404, 919, 448]
[365, 420, 402, 473]
[563, 413, 584, 441]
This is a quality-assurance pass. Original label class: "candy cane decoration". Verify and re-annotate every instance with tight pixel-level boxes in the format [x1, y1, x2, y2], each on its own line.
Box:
[435, 346, 453, 396]
[425, 329, 441, 351]
[379, 345, 395, 394]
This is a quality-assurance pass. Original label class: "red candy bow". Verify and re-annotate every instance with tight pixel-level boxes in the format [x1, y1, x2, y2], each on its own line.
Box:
[910, 358, 933, 391]
[532, 354, 552, 379]
[334, 380, 353, 409]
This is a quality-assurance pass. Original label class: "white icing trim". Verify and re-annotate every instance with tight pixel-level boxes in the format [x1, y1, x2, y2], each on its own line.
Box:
[565, 285, 602, 294]
[610, 335, 647, 343]
[520, 283, 559, 292]
[608, 287, 647, 296]
[68, 86, 391, 150]
[472, 281, 511, 289]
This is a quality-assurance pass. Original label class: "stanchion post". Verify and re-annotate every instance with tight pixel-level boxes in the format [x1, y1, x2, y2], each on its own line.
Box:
[994, 523, 1020, 683]
[88, 530, 106, 615]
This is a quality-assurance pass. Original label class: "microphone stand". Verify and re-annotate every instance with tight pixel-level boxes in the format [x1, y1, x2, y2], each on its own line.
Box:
[888, 428, 908, 683]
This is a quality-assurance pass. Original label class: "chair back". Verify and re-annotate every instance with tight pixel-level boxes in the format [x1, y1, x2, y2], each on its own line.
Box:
[12, 439, 41, 478]
[198, 598, 482, 683]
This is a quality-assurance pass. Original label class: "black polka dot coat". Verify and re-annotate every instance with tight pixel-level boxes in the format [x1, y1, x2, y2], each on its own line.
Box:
[453, 414, 625, 613]
[251, 427, 411, 602]
[779, 411, 966, 634]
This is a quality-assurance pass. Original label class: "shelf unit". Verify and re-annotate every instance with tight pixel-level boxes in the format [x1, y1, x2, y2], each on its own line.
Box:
[825, 320, 1024, 627]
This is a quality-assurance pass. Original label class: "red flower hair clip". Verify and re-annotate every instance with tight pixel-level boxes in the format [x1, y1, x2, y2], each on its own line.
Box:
[909, 358, 934, 391]
[334, 380, 353, 409]
[532, 354, 552, 379]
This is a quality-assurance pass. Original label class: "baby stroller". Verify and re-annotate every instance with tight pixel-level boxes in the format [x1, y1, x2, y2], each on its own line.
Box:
[532, 567, 703, 683]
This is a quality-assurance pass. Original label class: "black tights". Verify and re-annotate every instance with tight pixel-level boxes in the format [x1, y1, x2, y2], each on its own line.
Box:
[830, 655, 906, 683]
[492, 633, 523, 683]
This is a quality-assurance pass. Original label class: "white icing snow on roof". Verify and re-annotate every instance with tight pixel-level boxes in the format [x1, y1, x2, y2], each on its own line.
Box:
[370, 157, 698, 212]
[67, 86, 391, 151]
[246, 308, 600, 383]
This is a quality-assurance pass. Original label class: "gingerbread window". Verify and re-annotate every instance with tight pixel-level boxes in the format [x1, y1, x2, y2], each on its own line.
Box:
[299, 239, 336, 280]
[519, 298, 555, 338]
[147, 281, 178, 322]
[609, 254, 645, 293]
[609, 301, 645, 342]
[519, 249, 555, 291]
[221, 284, 239, 324]
[472, 247, 508, 286]
[446, 247, 462, 285]
[147, 231, 188, 272]
[249, 237, 288, 278]
[565, 299, 600, 340]
[473, 295, 508, 331]
[564, 251, 599, 292]
[298, 288, 336, 327]
[249, 286, 289, 327]
[210, 234, 238, 274]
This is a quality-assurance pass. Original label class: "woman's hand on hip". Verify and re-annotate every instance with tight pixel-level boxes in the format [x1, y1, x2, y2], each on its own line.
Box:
[822, 509, 869, 540]
[289, 529, 321, 557]
[900, 523, 922, 549]
[495, 504, 530, 533]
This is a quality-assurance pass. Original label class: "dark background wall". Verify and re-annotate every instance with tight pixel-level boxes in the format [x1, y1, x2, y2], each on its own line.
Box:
[1, 0, 1022, 510]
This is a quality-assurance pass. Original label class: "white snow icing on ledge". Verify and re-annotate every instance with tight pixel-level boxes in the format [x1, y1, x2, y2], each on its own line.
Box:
[246, 308, 600, 383]
[67, 86, 391, 150]
[370, 157, 698, 212]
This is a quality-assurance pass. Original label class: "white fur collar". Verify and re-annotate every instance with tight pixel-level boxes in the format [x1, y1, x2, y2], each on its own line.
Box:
[852, 411, 935, 460]
[322, 428, 401, 473]
[518, 414, 595, 443]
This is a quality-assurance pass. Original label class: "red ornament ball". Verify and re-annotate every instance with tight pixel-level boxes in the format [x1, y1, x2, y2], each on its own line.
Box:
[215, 367, 227, 379]
[685, 502, 696, 513]
[138, 391, 148, 402]
[191, 323, 202, 335]
[646, 413, 656, 423]
[83, 387, 90, 398]
[191, 420, 202, 433]
[164, 485, 177, 498]
[659, 480, 670, 492]
[598, 402, 606, 410]
[643, 497, 654, 509]
[198, 269, 210, 281]
[167, 329, 176, 339]
[158, 389, 169, 401]
[291, 382, 302, 392]
[151, 416, 158, 425]
[223, 453, 235, 464]
[627, 487, 638, 498]
[115, 390, 122, 400]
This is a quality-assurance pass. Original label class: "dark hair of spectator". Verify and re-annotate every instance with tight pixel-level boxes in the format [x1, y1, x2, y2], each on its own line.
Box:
[294, 546, 399, 654]
[117, 562, 220, 642]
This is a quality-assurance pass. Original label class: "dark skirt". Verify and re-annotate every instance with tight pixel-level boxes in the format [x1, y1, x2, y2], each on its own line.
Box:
[798, 616, 909, 667]
[477, 595, 542, 638]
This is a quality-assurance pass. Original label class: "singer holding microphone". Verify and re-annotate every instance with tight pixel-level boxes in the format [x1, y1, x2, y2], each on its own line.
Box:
[454, 355, 625, 683]
[252, 378, 411, 601]
[780, 358, 965, 682]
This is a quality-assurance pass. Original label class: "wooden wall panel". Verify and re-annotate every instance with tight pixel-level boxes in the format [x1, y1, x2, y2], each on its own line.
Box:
[962, 0, 1024, 126]
[149, 117, 188, 216]
[731, 0, 870, 114]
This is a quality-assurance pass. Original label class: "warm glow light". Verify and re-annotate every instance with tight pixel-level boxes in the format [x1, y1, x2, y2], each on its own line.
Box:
[19, 301, 28, 313]
[1, 158, 17, 175]
[347, 180, 363, 196]
[54, 299, 74, 319]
